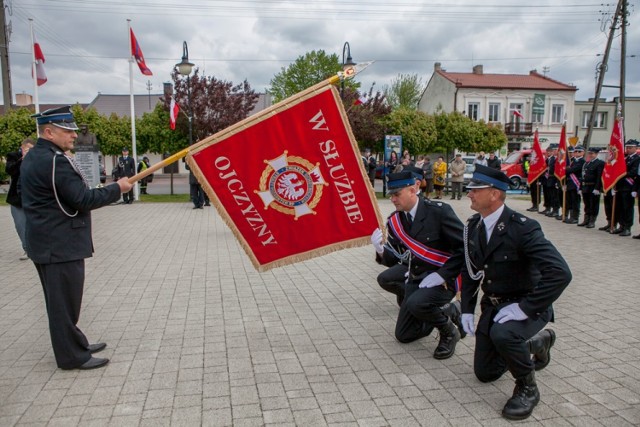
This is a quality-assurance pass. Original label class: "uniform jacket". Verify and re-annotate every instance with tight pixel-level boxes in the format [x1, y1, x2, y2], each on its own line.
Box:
[449, 160, 466, 183]
[566, 156, 585, 190]
[615, 153, 640, 192]
[116, 155, 136, 178]
[461, 206, 571, 323]
[544, 155, 558, 187]
[20, 138, 122, 264]
[376, 198, 464, 285]
[581, 158, 604, 192]
[5, 149, 24, 207]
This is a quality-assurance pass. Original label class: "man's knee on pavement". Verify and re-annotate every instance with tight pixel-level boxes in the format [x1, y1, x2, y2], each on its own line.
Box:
[474, 368, 504, 383]
[489, 322, 521, 351]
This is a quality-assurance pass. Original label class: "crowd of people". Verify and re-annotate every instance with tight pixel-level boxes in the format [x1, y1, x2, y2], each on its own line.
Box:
[527, 140, 640, 238]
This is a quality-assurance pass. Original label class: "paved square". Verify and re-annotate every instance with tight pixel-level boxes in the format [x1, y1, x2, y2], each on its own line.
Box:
[1, 195, 638, 426]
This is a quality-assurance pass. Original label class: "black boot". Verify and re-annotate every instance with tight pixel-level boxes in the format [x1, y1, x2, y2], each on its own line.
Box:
[433, 320, 460, 360]
[598, 222, 611, 231]
[577, 215, 590, 227]
[527, 329, 556, 371]
[502, 372, 540, 420]
[441, 300, 466, 339]
[586, 217, 596, 229]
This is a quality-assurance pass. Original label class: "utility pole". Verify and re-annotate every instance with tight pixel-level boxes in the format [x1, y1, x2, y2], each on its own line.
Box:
[146, 80, 152, 109]
[583, 0, 624, 149]
[0, 0, 13, 111]
[619, 0, 627, 137]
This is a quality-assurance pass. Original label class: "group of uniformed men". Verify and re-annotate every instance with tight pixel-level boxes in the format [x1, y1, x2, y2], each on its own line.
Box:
[527, 140, 640, 238]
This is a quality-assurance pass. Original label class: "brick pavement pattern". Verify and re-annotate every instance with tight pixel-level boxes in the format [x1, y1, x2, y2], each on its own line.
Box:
[1, 196, 638, 426]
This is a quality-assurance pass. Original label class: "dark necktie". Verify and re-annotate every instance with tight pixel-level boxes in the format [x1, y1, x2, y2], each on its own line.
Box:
[478, 220, 488, 254]
[405, 212, 413, 228]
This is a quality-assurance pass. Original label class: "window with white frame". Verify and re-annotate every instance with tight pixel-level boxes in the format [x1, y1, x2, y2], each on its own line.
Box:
[551, 104, 565, 123]
[488, 103, 500, 122]
[532, 112, 544, 124]
[468, 102, 480, 121]
[581, 111, 608, 128]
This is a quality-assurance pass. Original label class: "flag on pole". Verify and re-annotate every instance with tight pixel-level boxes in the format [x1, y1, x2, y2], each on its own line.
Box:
[33, 34, 47, 86]
[353, 94, 367, 106]
[130, 28, 152, 76]
[513, 110, 524, 119]
[169, 97, 179, 130]
[602, 115, 627, 192]
[527, 129, 546, 185]
[554, 123, 567, 181]
[186, 84, 382, 271]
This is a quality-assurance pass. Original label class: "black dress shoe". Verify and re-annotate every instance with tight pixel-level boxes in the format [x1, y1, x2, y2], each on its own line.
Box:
[611, 227, 624, 234]
[88, 343, 106, 353]
[526, 206, 538, 212]
[633, 234, 640, 239]
[619, 229, 631, 237]
[62, 357, 109, 370]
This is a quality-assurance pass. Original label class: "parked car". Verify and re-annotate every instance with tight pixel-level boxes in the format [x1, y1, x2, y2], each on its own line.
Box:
[501, 149, 532, 189]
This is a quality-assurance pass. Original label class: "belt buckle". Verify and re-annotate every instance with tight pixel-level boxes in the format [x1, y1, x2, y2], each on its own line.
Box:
[489, 296, 501, 306]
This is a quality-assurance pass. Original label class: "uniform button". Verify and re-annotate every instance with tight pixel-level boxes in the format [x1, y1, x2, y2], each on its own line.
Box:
[487, 280, 492, 284]
[504, 255, 508, 260]
[484, 264, 488, 268]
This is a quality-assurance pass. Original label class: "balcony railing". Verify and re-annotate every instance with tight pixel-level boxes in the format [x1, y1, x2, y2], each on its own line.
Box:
[504, 122, 533, 137]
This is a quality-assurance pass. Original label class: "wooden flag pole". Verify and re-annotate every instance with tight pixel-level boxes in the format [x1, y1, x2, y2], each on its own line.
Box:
[127, 147, 189, 184]
[125, 62, 373, 185]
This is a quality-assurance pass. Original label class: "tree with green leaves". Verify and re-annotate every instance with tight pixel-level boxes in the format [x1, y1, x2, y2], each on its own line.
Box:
[0, 108, 37, 157]
[383, 73, 424, 110]
[268, 50, 358, 102]
[434, 111, 506, 154]
[381, 107, 437, 155]
[341, 86, 392, 153]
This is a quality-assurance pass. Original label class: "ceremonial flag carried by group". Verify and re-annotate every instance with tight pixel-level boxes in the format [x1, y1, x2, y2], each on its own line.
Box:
[169, 97, 179, 130]
[186, 84, 382, 271]
[554, 123, 567, 181]
[527, 129, 546, 185]
[130, 28, 152, 76]
[602, 115, 627, 192]
[32, 34, 47, 86]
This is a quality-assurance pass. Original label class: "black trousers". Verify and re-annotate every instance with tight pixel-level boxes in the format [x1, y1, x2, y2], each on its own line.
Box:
[190, 183, 204, 207]
[474, 304, 551, 382]
[582, 187, 600, 219]
[529, 180, 540, 207]
[395, 281, 455, 343]
[377, 263, 407, 300]
[35, 260, 92, 369]
[565, 189, 580, 217]
[603, 190, 614, 223]
[615, 191, 635, 229]
[122, 188, 134, 203]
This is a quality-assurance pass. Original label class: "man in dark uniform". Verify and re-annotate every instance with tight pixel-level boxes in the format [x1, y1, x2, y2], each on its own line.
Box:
[578, 147, 605, 228]
[611, 140, 640, 236]
[115, 147, 136, 204]
[563, 145, 585, 224]
[362, 148, 377, 188]
[371, 167, 465, 359]
[543, 144, 560, 218]
[21, 106, 134, 370]
[460, 165, 572, 420]
[633, 153, 640, 239]
[539, 145, 554, 215]
[6, 138, 35, 260]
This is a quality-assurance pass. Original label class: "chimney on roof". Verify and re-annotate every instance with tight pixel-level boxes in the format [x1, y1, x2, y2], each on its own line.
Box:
[434, 62, 442, 72]
[530, 70, 538, 75]
[163, 82, 173, 98]
[472, 65, 483, 75]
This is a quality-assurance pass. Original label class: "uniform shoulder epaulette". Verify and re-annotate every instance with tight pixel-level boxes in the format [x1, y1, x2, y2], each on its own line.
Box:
[423, 198, 444, 208]
[511, 211, 531, 225]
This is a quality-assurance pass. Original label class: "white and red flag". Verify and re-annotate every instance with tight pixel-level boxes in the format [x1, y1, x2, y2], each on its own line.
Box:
[186, 84, 382, 271]
[513, 110, 524, 119]
[33, 34, 47, 86]
[130, 28, 152, 76]
[169, 97, 179, 130]
[602, 115, 627, 192]
[527, 129, 546, 185]
[353, 94, 367, 106]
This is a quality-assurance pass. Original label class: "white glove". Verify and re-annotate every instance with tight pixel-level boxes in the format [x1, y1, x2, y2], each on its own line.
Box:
[632, 191, 638, 198]
[371, 228, 384, 254]
[461, 314, 475, 337]
[612, 189, 616, 196]
[592, 189, 600, 196]
[493, 303, 528, 324]
[418, 272, 445, 289]
[561, 185, 567, 191]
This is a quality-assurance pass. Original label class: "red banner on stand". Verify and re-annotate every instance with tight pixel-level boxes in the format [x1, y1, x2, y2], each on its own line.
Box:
[187, 85, 382, 271]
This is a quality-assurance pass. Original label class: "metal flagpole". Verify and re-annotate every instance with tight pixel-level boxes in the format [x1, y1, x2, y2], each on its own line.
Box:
[28, 19, 39, 115]
[127, 19, 139, 201]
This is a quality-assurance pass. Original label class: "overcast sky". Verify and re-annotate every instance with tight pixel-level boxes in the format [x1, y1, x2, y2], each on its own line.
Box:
[4, 0, 639, 106]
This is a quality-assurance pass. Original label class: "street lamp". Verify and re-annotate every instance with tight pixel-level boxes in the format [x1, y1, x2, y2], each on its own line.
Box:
[341, 42, 356, 99]
[176, 41, 195, 146]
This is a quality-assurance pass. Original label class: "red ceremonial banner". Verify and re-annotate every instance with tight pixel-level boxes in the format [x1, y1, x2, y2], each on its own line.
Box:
[554, 123, 567, 181]
[602, 116, 627, 193]
[187, 85, 383, 271]
[527, 129, 546, 185]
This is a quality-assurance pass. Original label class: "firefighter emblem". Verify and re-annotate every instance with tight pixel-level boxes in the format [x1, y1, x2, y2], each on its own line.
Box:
[256, 151, 326, 219]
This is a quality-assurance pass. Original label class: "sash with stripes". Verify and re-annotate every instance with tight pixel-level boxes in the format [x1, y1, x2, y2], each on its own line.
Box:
[569, 174, 580, 190]
[387, 212, 461, 292]
[626, 177, 634, 186]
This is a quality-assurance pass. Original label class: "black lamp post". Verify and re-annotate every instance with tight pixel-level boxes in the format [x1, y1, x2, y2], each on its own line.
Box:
[176, 41, 195, 146]
[341, 42, 356, 99]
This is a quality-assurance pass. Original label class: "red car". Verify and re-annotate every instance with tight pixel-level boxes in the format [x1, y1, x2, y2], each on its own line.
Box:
[501, 149, 532, 189]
